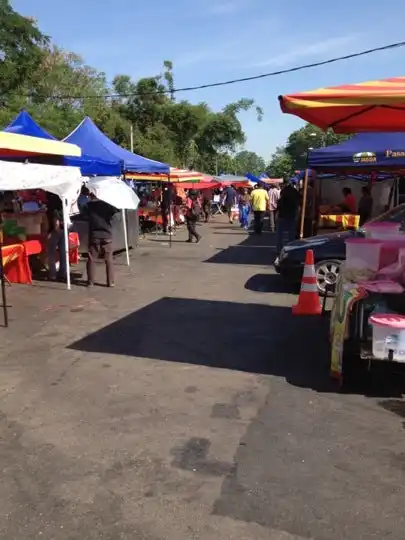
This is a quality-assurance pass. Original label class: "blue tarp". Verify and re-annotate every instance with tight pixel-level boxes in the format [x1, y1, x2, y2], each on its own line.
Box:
[308, 132, 405, 170]
[4, 111, 121, 176]
[64, 117, 169, 174]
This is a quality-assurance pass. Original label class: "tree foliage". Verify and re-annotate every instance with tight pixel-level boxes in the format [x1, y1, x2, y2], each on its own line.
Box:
[234, 150, 265, 176]
[0, 2, 354, 179]
[266, 147, 294, 179]
[267, 125, 352, 179]
[0, 1, 266, 175]
[0, 0, 48, 101]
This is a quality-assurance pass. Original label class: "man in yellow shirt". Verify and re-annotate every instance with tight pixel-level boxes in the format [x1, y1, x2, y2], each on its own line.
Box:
[250, 182, 269, 234]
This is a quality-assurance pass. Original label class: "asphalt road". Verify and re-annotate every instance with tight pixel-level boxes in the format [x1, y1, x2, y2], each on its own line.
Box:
[0, 218, 405, 539]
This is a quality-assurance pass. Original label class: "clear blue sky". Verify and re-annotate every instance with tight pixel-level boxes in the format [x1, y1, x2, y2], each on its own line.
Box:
[12, 0, 405, 161]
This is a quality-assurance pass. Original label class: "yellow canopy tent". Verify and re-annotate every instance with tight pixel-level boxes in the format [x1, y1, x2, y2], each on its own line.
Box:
[0, 132, 81, 158]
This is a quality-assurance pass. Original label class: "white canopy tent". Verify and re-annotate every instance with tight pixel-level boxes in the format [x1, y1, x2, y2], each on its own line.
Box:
[0, 160, 82, 290]
[84, 176, 139, 266]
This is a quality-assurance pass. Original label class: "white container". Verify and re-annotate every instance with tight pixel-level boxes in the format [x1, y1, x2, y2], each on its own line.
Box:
[370, 314, 405, 362]
[363, 222, 401, 240]
[345, 238, 383, 271]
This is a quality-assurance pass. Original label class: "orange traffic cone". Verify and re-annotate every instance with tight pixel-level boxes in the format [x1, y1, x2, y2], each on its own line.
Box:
[292, 249, 321, 315]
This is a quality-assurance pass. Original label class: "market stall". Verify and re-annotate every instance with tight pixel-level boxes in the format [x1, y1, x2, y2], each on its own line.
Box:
[0, 132, 82, 326]
[307, 132, 405, 232]
[83, 176, 140, 266]
[279, 75, 405, 386]
[0, 159, 82, 289]
[1, 113, 129, 278]
[65, 116, 170, 242]
[329, 222, 405, 383]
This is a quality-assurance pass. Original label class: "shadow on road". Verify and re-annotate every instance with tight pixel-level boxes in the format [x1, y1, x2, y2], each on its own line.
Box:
[205, 232, 276, 266]
[69, 295, 405, 399]
[244, 273, 297, 294]
[69, 296, 336, 392]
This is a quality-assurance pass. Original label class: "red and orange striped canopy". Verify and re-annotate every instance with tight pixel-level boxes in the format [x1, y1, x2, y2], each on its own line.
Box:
[279, 77, 405, 133]
[125, 168, 209, 182]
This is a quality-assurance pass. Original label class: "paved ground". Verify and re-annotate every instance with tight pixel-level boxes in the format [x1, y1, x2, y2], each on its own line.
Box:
[1, 217, 405, 539]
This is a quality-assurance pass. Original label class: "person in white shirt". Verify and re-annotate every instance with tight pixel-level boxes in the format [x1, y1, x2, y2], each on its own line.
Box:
[268, 185, 280, 232]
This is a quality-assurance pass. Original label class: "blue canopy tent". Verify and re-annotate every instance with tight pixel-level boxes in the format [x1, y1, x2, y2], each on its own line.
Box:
[64, 117, 169, 174]
[4, 111, 121, 176]
[308, 132, 405, 171]
[298, 135, 404, 238]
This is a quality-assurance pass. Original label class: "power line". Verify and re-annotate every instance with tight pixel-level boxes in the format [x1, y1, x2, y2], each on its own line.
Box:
[13, 39, 405, 101]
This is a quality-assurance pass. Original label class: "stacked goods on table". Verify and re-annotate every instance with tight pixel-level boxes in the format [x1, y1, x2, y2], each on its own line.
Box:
[344, 222, 405, 288]
[2, 219, 26, 241]
[369, 313, 405, 362]
[2, 212, 46, 243]
[343, 221, 405, 362]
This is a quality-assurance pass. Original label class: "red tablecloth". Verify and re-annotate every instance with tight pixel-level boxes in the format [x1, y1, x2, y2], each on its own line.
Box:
[138, 207, 185, 226]
[2, 232, 81, 285]
[1, 243, 32, 284]
[22, 233, 79, 262]
[138, 208, 163, 225]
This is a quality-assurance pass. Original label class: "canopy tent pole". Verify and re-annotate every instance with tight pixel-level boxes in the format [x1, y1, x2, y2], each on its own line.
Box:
[0, 218, 9, 327]
[62, 198, 71, 290]
[311, 174, 318, 237]
[387, 179, 396, 211]
[122, 209, 130, 266]
[169, 172, 173, 248]
[299, 169, 309, 238]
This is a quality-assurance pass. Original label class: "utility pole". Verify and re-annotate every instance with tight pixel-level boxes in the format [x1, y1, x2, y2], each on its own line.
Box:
[130, 124, 134, 153]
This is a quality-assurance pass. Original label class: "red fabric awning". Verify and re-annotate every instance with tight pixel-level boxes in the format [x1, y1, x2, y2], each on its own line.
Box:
[279, 76, 405, 132]
[176, 181, 220, 190]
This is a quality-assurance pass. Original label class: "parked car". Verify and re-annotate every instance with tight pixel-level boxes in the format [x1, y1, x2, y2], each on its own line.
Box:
[274, 204, 405, 294]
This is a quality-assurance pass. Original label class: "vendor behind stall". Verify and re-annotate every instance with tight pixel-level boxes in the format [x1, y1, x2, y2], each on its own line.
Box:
[358, 186, 373, 226]
[339, 187, 356, 213]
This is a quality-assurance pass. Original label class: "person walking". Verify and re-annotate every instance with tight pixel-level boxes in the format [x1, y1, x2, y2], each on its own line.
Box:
[185, 191, 202, 243]
[276, 181, 300, 253]
[161, 183, 174, 235]
[85, 194, 118, 287]
[268, 184, 280, 232]
[238, 188, 250, 230]
[250, 182, 269, 234]
[222, 185, 237, 223]
[202, 189, 212, 223]
[46, 191, 67, 282]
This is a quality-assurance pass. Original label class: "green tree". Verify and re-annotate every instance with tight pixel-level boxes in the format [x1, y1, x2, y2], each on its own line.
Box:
[234, 150, 265, 176]
[285, 124, 351, 170]
[266, 147, 294, 179]
[0, 4, 264, 172]
[0, 1, 48, 101]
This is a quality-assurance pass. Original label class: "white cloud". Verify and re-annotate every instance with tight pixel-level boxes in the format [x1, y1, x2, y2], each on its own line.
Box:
[254, 35, 361, 68]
